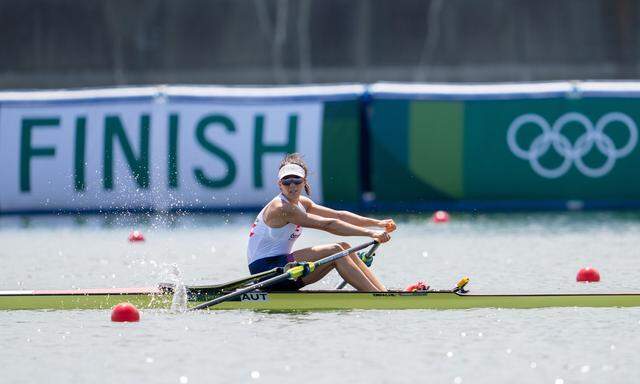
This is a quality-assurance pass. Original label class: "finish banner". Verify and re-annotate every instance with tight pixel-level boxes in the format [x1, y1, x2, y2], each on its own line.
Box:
[369, 82, 640, 205]
[0, 86, 363, 213]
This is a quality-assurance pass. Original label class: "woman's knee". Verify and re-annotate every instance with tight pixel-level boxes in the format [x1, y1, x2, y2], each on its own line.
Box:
[337, 241, 351, 251]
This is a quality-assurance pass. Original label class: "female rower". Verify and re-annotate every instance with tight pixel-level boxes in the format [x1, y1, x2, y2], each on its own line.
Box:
[247, 153, 396, 292]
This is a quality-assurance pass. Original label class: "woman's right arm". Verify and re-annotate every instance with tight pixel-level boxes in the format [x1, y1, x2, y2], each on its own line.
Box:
[280, 203, 391, 243]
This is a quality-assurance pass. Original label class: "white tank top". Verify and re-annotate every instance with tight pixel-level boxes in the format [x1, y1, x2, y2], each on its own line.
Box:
[246, 194, 305, 264]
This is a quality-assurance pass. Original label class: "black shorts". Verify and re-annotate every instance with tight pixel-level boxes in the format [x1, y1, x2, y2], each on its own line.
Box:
[248, 254, 306, 292]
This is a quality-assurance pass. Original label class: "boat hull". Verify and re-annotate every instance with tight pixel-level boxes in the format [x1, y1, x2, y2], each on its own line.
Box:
[1, 290, 640, 311]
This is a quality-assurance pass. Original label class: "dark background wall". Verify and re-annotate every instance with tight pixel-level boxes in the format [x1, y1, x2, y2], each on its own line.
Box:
[1, 0, 638, 89]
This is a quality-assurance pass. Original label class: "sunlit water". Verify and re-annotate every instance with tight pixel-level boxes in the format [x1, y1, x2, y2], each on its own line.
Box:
[1, 211, 640, 383]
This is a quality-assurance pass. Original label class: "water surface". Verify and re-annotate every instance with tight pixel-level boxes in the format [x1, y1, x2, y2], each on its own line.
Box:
[1, 211, 639, 383]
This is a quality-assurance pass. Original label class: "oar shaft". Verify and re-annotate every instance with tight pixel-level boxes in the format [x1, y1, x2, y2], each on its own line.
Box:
[362, 242, 380, 264]
[315, 240, 376, 267]
[189, 273, 291, 310]
[335, 281, 348, 290]
[187, 267, 282, 292]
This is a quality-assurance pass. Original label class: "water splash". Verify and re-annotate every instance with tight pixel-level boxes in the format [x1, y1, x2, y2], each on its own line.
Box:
[171, 283, 188, 313]
[165, 264, 187, 312]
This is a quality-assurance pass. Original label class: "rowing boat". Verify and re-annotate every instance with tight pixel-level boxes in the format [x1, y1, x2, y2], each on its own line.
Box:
[2, 286, 640, 311]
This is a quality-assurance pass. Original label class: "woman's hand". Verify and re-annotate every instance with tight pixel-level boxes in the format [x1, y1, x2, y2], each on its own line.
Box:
[378, 219, 397, 233]
[371, 230, 391, 243]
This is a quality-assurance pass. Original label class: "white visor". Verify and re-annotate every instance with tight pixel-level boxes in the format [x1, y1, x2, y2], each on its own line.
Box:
[278, 164, 306, 180]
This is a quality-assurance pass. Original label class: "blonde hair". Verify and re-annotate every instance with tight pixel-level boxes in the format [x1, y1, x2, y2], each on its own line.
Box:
[279, 153, 311, 196]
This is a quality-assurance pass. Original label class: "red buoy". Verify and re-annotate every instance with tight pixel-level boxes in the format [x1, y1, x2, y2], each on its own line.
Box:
[111, 302, 140, 322]
[576, 267, 600, 283]
[128, 230, 145, 242]
[432, 210, 450, 223]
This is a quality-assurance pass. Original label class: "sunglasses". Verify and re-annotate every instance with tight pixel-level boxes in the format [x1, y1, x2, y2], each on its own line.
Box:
[281, 177, 304, 186]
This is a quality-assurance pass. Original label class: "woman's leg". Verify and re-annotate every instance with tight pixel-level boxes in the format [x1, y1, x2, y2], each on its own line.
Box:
[291, 243, 383, 292]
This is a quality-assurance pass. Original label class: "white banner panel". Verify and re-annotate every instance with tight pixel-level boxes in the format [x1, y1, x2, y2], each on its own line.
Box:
[0, 98, 323, 212]
[0, 101, 159, 211]
[162, 102, 323, 211]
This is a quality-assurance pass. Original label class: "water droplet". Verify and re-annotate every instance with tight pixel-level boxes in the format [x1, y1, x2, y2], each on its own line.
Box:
[446, 351, 453, 358]
[555, 379, 564, 384]
[530, 362, 537, 369]
[580, 365, 590, 373]
[179, 376, 188, 383]
[251, 371, 260, 379]
[146, 357, 154, 363]
[478, 332, 483, 337]
[610, 345, 616, 350]
[460, 332, 466, 337]
[506, 349, 511, 354]
[422, 251, 428, 258]
[211, 246, 217, 253]
[284, 365, 291, 372]
[453, 377, 462, 384]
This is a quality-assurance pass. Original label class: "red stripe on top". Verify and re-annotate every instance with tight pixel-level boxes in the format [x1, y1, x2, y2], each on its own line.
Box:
[1, 287, 161, 296]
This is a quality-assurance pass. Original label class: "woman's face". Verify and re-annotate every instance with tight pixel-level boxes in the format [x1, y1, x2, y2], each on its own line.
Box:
[278, 176, 305, 200]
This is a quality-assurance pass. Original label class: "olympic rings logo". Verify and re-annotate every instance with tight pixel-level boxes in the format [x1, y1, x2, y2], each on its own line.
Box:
[507, 112, 638, 178]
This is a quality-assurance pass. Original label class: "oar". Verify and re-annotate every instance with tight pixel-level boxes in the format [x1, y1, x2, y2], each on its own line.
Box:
[159, 267, 283, 296]
[189, 240, 377, 311]
[334, 242, 380, 290]
[187, 268, 282, 292]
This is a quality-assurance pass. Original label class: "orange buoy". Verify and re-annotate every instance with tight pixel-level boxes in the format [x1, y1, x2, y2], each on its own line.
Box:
[576, 267, 600, 283]
[111, 302, 140, 322]
[432, 210, 450, 223]
[128, 230, 145, 242]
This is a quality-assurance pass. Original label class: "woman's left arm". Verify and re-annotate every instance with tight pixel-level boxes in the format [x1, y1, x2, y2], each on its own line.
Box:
[302, 197, 396, 232]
